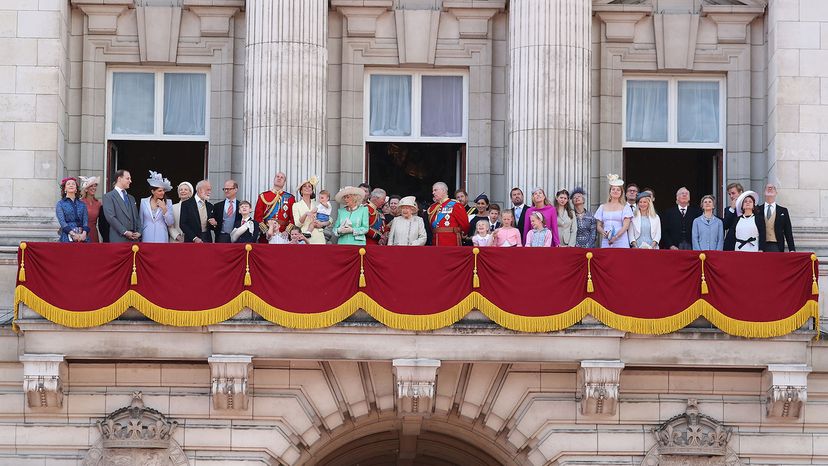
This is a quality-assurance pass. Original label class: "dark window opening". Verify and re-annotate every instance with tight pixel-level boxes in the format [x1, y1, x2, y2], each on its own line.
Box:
[108, 140, 208, 203]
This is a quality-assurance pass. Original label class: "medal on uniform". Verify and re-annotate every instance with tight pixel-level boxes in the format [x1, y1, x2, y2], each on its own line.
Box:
[283, 204, 288, 211]
[444, 215, 450, 227]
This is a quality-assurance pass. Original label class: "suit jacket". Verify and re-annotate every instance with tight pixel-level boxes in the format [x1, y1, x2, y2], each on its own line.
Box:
[102, 189, 141, 243]
[180, 196, 215, 243]
[724, 212, 766, 251]
[512, 205, 529, 236]
[759, 204, 796, 251]
[211, 198, 243, 239]
[722, 206, 739, 251]
[231, 216, 259, 243]
[660, 204, 702, 249]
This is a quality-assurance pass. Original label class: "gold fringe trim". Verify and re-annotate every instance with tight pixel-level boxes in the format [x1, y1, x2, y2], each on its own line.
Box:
[12, 285, 820, 338]
[17, 242, 26, 283]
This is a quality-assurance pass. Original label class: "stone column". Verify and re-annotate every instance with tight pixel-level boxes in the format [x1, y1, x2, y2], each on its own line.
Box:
[243, 0, 327, 200]
[507, 0, 590, 193]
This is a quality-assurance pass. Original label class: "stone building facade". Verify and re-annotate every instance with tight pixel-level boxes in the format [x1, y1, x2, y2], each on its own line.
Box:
[0, 0, 827, 464]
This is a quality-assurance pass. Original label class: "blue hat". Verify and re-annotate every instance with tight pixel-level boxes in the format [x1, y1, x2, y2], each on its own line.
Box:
[474, 193, 489, 203]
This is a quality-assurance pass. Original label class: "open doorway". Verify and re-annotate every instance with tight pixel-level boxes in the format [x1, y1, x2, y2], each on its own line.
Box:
[109, 140, 208, 203]
[624, 148, 722, 212]
[367, 142, 465, 207]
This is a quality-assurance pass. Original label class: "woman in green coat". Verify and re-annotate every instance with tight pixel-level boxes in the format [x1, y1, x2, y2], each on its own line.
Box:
[333, 186, 370, 245]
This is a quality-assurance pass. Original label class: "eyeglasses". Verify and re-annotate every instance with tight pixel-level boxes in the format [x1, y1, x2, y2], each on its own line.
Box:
[222, 187, 236, 192]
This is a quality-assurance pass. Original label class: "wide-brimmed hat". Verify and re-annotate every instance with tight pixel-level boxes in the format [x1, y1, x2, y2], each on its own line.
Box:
[335, 186, 364, 204]
[735, 190, 758, 216]
[147, 170, 172, 192]
[79, 176, 99, 192]
[607, 174, 625, 187]
[297, 175, 319, 195]
[399, 196, 417, 210]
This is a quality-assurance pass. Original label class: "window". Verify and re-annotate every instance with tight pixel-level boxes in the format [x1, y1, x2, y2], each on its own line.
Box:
[364, 70, 467, 142]
[623, 76, 724, 148]
[107, 69, 209, 140]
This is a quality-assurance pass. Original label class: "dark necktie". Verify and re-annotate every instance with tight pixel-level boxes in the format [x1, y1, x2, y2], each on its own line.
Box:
[122, 190, 129, 207]
[680, 208, 686, 217]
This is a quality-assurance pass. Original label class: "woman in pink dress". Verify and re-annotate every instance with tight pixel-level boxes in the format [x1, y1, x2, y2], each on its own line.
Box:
[79, 176, 101, 243]
[521, 188, 560, 246]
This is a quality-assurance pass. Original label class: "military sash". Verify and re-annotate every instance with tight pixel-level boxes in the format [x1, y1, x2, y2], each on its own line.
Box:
[430, 200, 457, 229]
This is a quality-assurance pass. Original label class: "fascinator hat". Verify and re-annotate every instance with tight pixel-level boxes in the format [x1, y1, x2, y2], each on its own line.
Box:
[79, 176, 99, 191]
[607, 174, 625, 187]
[147, 170, 173, 192]
[297, 175, 319, 196]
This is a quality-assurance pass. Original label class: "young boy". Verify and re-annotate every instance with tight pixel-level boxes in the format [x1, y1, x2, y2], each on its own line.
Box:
[230, 201, 258, 243]
[315, 190, 332, 223]
[487, 204, 502, 232]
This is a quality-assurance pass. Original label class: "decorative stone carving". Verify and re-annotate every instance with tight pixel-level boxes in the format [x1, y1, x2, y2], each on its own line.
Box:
[208, 355, 253, 410]
[701, 4, 764, 44]
[594, 9, 651, 43]
[392, 359, 440, 416]
[332, 0, 393, 38]
[443, 1, 505, 39]
[83, 392, 188, 466]
[188, 7, 240, 37]
[20, 354, 65, 409]
[764, 364, 810, 419]
[642, 399, 743, 466]
[577, 360, 624, 416]
[137, 6, 183, 63]
[74, 3, 130, 35]
[394, 9, 441, 64]
[653, 13, 700, 70]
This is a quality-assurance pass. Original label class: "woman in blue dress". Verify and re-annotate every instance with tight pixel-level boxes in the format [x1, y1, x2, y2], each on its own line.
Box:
[594, 174, 633, 248]
[56, 177, 89, 243]
[140, 170, 175, 243]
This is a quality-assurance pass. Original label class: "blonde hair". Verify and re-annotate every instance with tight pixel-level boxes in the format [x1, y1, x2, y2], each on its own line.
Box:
[606, 185, 625, 205]
[531, 188, 553, 207]
[636, 196, 658, 219]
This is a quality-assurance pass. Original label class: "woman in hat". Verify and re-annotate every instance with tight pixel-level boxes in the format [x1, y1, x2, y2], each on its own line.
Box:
[56, 177, 89, 243]
[333, 186, 370, 245]
[522, 188, 560, 246]
[292, 176, 326, 244]
[595, 174, 633, 248]
[555, 189, 578, 247]
[467, 193, 491, 239]
[571, 187, 597, 248]
[168, 181, 193, 243]
[725, 190, 764, 252]
[388, 196, 427, 246]
[692, 195, 724, 251]
[630, 192, 661, 249]
[140, 170, 174, 243]
[79, 176, 102, 242]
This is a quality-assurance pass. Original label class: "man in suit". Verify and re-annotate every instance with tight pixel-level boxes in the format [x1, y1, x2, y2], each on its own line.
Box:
[212, 179, 242, 243]
[759, 183, 795, 252]
[509, 187, 529, 236]
[661, 187, 702, 250]
[102, 169, 141, 242]
[180, 179, 215, 243]
[722, 182, 744, 251]
[625, 183, 639, 214]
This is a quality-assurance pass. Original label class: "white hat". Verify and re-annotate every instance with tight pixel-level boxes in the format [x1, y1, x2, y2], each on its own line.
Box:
[399, 196, 417, 209]
[735, 190, 758, 217]
[147, 170, 172, 192]
[607, 174, 625, 187]
[335, 186, 364, 204]
[79, 176, 99, 191]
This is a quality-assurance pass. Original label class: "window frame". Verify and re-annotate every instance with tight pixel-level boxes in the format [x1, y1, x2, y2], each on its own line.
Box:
[622, 75, 726, 149]
[106, 67, 211, 142]
[363, 69, 469, 144]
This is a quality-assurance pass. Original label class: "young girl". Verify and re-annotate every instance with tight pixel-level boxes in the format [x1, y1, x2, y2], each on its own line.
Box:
[492, 210, 522, 247]
[266, 219, 289, 244]
[526, 211, 553, 247]
[471, 219, 494, 247]
[289, 229, 308, 244]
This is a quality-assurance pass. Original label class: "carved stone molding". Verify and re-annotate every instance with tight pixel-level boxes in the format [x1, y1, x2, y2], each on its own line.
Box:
[577, 360, 624, 416]
[74, 3, 130, 35]
[331, 0, 393, 38]
[643, 399, 743, 466]
[765, 364, 810, 419]
[137, 5, 183, 63]
[654, 13, 700, 70]
[20, 354, 65, 409]
[593, 3, 652, 43]
[394, 9, 440, 64]
[392, 359, 440, 416]
[208, 355, 253, 411]
[188, 6, 240, 37]
[443, 1, 505, 39]
[701, 3, 764, 44]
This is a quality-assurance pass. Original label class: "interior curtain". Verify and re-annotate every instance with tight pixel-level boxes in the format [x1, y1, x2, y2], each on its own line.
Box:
[163, 73, 207, 136]
[369, 75, 412, 137]
[625, 80, 668, 143]
[678, 81, 720, 143]
[112, 72, 155, 135]
[421, 76, 463, 137]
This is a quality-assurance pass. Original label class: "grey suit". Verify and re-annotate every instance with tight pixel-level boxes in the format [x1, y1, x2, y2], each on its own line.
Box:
[103, 188, 142, 242]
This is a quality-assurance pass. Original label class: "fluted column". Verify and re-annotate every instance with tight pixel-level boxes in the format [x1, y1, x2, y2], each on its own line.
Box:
[507, 0, 590, 193]
[243, 0, 327, 200]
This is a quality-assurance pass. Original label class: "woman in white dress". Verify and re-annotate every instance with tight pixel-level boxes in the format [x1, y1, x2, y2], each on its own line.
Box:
[388, 196, 427, 246]
[594, 174, 633, 248]
[630, 192, 661, 249]
[168, 181, 193, 243]
[292, 176, 326, 244]
[140, 170, 174, 243]
[733, 190, 764, 252]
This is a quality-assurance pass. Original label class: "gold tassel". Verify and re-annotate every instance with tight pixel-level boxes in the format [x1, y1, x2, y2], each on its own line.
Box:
[586, 252, 594, 293]
[359, 248, 366, 288]
[244, 244, 252, 287]
[699, 253, 709, 295]
[17, 242, 26, 282]
[812, 254, 820, 295]
[472, 247, 480, 289]
[130, 245, 139, 286]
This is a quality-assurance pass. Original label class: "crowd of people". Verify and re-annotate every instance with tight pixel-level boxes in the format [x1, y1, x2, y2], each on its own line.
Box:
[55, 170, 796, 252]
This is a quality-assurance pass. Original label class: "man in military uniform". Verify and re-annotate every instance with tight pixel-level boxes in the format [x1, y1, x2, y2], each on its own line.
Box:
[366, 188, 387, 245]
[429, 182, 470, 246]
[253, 171, 295, 243]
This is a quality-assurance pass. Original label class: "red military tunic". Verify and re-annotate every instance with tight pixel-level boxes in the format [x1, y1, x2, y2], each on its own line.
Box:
[254, 189, 295, 243]
[366, 201, 386, 245]
[427, 198, 470, 246]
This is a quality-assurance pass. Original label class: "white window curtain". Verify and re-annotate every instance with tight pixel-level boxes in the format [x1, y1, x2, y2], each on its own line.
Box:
[625, 80, 668, 143]
[369, 75, 412, 137]
[677, 81, 720, 143]
[421, 76, 463, 137]
[112, 72, 155, 135]
[163, 73, 207, 136]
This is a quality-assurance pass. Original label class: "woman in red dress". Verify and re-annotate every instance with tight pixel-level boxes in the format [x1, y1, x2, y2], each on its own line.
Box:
[79, 176, 102, 243]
